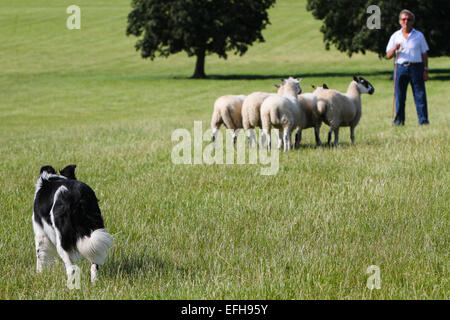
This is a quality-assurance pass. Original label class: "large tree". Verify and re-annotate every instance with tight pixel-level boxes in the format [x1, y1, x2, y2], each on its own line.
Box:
[126, 0, 276, 78]
[306, 0, 450, 58]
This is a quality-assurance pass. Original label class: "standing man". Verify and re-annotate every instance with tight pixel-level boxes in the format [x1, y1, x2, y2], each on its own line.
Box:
[386, 9, 430, 126]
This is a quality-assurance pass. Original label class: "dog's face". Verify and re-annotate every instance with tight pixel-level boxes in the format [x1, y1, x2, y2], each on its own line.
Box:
[60, 164, 77, 180]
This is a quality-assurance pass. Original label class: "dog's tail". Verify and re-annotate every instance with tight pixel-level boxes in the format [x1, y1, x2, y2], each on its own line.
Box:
[76, 229, 113, 265]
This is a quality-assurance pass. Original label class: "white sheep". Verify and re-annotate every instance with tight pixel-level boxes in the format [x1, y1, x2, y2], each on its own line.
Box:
[293, 83, 329, 148]
[241, 84, 294, 148]
[260, 77, 302, 152]
[241, 89, 282, 148]
[314, 76, 374, 146]
[211, 94, 246, 146]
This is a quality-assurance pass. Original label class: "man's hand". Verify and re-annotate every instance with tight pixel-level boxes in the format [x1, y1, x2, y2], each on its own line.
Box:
[423, 70, 429, 81]
[386, 43, 402, 59]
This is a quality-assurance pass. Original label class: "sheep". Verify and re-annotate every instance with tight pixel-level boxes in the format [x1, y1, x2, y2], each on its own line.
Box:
[241, 92, 270, 148]
[293, 83, 329, 148]
[241, 86, 286, 148]
[260, 77, 302, 152]
[311, 84, 328, 90]
[314, 76, 374, 146]
[210, 94, 246, 146]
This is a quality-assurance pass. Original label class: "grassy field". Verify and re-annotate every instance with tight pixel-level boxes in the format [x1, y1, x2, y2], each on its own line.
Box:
[0, 0, 448, 299]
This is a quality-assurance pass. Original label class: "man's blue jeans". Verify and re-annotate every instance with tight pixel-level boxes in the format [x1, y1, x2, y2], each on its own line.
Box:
[394, 63, 428, 124]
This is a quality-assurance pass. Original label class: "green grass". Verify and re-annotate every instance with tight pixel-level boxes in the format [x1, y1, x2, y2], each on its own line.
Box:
[0, 0, 448, 299]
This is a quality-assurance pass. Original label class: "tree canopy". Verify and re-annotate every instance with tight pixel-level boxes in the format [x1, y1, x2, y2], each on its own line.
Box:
[306, 0, 450, 58]
[126, 0, 276, 78]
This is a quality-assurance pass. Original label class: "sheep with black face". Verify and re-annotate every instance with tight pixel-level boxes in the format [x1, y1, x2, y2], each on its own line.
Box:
[314, 76, 374, 146]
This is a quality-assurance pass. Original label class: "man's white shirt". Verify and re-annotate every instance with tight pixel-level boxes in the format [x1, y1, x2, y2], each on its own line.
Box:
[386, 28, 429, 64]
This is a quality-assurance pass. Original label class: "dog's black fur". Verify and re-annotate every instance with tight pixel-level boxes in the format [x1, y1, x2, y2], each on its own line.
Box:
[33, 165, 105, 253]
[59, 164, 77, 180]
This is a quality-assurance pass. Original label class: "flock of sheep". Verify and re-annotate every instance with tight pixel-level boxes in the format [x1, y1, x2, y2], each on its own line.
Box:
[211, 76, 375, 151]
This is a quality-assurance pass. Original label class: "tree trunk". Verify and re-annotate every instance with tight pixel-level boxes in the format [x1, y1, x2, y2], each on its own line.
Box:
[192, 50, 206, 79]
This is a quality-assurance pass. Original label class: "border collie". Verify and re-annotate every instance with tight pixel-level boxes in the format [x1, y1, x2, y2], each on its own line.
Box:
[33, 164, 113, 284]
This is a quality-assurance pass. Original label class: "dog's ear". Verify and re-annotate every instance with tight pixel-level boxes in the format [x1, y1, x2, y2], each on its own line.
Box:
[60, 164, 77, 180]
[40, 165, 56, 175]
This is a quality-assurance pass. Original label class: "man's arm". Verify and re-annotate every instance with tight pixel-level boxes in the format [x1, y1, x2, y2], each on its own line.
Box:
[386, 43, 401, 59]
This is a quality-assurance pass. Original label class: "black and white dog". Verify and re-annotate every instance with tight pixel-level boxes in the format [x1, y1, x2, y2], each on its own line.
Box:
[33, 164, 113, 284]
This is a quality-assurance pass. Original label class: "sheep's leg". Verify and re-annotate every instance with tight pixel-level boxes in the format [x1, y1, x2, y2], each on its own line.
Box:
[260, 130, 266, 148]
[283, 127, 292, 152]
[261, 129, 272, 151]
[289, 131, 293, 150]
[333, 127, 339, 146]
[327, 127, 333, 146]
[314, 126, 322, 146]
[251, 129, 258, 149]
[277, 129, 283, 150]
[350, 127, 355, 145]
[232, 129, 240, 146]
[212, 128, 219, 149]
[248, 129, 257, 148]
[294, 129, 302, 149]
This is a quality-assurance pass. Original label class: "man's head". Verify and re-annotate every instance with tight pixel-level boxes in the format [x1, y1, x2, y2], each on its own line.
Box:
[399, 9, 415, 31]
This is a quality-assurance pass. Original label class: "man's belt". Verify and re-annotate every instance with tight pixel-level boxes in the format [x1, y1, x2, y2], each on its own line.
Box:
[401, 62, 421, 66]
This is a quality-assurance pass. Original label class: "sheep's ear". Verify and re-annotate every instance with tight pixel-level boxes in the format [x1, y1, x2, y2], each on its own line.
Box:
[353, 75, 359, 82]
[297, 78, 302, 82]
[280, 78, 285, 84]
[274, 84, 281, 88]
[323, 83, 329, 89]
[311, 84, 316, 89]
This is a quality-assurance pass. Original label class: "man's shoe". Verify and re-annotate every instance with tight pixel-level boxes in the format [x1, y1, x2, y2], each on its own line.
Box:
[419, 120, 430, 125]
[393, 120, 404, 126]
